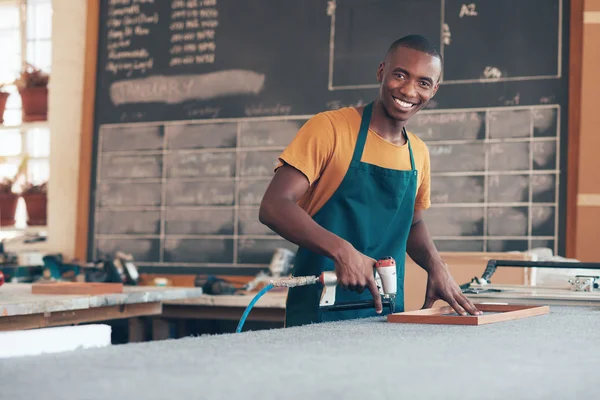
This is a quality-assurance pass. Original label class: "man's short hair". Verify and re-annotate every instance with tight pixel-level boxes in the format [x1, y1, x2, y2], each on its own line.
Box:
[386, 34, 443, 66]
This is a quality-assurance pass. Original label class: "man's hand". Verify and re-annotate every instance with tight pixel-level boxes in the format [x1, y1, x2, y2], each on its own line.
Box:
[333, 244, 383, 314]
[406, 210, 481, 316]
[423, 266, 481, 316]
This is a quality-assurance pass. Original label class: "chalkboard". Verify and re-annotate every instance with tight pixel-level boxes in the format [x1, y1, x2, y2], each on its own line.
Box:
[87, 0, 570, 275]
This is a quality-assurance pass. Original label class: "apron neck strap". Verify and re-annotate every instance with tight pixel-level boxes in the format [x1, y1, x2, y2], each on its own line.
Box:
[351, 102, 373, 163]
[353, 102, 417, 171]
[406, 129, 416, 171]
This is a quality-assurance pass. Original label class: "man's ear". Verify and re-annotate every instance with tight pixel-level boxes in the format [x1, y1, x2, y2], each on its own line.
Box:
[376, 62, 384, 82]
[431, 83, 440, 97]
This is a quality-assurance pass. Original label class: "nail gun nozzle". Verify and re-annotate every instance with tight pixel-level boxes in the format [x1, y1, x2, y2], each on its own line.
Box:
[270, 276, 320, 288]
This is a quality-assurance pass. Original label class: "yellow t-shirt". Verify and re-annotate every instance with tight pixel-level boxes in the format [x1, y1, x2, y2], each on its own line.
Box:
[275, 106, 431, 217]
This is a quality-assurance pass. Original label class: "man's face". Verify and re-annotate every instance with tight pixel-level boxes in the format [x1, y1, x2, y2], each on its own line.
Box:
[376, 46, 441, 122]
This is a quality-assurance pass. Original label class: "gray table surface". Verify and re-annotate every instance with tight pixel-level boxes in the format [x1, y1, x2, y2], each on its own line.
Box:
[0, 305, 597, 400]
[0, 283, 204, 316]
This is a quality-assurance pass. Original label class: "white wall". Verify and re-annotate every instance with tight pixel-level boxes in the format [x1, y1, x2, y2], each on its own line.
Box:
[47, 0, 88, 258]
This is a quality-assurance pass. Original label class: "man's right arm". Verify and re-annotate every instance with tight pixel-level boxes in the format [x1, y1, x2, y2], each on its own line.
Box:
[258, 164, 348, 261]
[258, 164, 383, 313]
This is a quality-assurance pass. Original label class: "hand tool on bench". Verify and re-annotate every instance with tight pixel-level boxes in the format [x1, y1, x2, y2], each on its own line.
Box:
[236, 256, 397, 333]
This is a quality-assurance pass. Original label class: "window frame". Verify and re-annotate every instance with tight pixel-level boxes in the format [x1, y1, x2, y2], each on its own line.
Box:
[0, 0, 51, 233]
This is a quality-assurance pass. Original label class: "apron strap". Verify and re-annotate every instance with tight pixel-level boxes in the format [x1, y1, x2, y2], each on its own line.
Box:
[351, 102, 373, 163]
[405, 128, 416, 171]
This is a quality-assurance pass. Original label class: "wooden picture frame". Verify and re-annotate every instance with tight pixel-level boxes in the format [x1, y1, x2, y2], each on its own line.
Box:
[387, 304, 550, 326]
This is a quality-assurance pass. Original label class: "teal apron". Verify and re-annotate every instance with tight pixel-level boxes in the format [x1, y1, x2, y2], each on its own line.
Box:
[285, 102, 418, 327]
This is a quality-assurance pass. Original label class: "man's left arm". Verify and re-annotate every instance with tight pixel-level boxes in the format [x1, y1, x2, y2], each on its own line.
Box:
[406, 210, 481, 315]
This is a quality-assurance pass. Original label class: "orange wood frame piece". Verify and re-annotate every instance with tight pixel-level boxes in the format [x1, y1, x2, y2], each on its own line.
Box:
[387, 304, 550, 326]
[31, 282, 124, 295]
[75, 0, 100, 261]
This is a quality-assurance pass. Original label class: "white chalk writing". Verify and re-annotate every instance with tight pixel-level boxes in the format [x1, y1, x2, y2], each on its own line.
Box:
[490, 144, 504, 155]
[414, 112, 481, 125]
[443, 23, 451, 45]
[169, 0, 218, 67]
[430, 146, 453, 156]
[498, 92, 520, 106]
[104, 2, 158, 77]
[185, 106, 221, 118]
[110, 71, 265, 105]
[483, 66, 502, 80]
[531, 109, 555, 131]
[245, 103, 292, 117]
[459, 3, 478, 17]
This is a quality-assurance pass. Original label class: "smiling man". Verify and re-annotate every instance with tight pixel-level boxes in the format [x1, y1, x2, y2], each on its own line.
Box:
[259, 34, 481, 327]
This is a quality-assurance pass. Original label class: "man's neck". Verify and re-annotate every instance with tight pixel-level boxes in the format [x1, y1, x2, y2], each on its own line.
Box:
[369, 99, 407, 146]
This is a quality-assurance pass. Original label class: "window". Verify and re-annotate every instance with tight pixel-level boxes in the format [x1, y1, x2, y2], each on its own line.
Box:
[0, 0, 51, 232]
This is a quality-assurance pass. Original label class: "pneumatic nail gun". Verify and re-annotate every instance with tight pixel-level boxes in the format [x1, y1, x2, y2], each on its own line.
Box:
[236, 257, 399, 332]
[319, 256, 398, 314]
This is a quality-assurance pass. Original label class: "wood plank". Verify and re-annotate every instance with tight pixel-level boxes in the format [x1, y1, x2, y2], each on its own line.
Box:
[567, 0, 585, 258]
[75, 0, 101, 261]
[387, 304, 550, 326]
[138, 273, 253, 288]
[0, 302, 162, 331]
[31, 282, 124, 295]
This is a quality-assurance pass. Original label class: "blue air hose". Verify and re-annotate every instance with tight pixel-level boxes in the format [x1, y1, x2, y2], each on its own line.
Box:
[236, 283, 275, 333]
[235, 275, 321, 333]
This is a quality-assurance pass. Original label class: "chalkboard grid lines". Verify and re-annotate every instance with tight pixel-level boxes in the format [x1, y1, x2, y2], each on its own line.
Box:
[412, 104, 561, 254]
[554, 108, 561, 253]
[92, 115, 316, 271]
[232, 121, 241, 264]
[528, 108, 534, 251]
[483, 107, 489, 251]
[91, 104, 560, 271]
[159, 126, 168, 263]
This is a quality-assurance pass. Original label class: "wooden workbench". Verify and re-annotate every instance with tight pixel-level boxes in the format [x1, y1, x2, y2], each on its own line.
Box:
[0, 283, 203, 336]
[145, 251, 533, 338]
[147, 289, 288, 339]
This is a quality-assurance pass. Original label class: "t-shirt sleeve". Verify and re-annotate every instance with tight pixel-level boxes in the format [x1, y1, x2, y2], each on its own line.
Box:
[415, 144, 431, 210]
[274, 112, 335, 186]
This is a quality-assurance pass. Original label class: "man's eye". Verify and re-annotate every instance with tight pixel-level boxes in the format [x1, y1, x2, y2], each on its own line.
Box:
[420, 81, 430, 87]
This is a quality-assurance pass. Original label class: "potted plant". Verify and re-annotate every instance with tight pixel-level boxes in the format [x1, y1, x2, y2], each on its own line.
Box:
[15, 63, 49, 122]
[0, 177, 19, 227]
[21, 180, 47, 226]
[0, 83, 10, 124]
[0, 155, 29, 227]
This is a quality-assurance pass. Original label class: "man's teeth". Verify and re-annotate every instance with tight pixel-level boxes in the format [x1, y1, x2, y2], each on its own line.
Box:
[394, 97, 415, 108]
